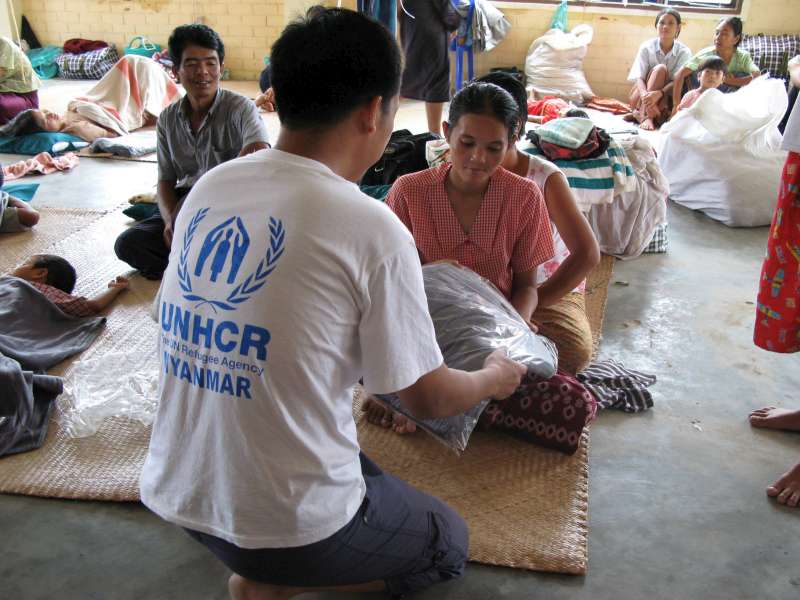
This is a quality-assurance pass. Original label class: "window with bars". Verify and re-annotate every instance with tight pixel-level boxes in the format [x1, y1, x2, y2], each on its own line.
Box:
[503, 1, 743, 14]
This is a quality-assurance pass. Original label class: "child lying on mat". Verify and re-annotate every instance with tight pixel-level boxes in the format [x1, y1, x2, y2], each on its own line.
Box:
[527, 96, 587, 124]
[10, 254, 129, 317]
[676, 56, 726, 112]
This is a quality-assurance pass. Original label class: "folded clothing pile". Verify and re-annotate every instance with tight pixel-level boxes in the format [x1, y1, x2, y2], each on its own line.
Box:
[526, 117, 611, 160]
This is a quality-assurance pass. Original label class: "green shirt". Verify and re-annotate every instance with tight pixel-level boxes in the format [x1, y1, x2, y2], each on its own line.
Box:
[684, 46, 758, 75]
[0, 36, 40, 94]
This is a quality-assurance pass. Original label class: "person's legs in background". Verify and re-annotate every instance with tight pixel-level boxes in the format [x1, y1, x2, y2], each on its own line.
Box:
[114, 213, 170, 280]
[425, 101, 445, 136]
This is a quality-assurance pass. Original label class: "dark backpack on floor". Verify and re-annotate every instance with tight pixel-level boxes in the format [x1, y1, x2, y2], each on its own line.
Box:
[360, 129, 439, 186]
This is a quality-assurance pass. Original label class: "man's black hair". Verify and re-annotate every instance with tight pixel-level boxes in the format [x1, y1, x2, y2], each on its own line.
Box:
[168, 24, 225, 67]
[270, 7, 402, 130]
[34, 254, 77, 294]
[698, 56, 728, 74]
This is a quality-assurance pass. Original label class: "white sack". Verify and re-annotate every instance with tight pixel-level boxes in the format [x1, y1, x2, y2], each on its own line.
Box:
[659, 77, 788, 227]
[525, 25, 594, 104]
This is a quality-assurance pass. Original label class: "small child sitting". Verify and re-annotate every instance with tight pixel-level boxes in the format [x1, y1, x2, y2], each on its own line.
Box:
[677, 56, 726, 112]
[11, 254, 129, 317]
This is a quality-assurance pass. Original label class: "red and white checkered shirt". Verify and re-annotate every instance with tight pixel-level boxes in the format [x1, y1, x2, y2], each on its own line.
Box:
[387, 163, 554, 299]
[30, 281, 94, 317]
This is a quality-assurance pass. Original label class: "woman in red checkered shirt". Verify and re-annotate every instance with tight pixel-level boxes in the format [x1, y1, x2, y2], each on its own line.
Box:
[364, 82, 597, 448]
[387, 82, 554, 322]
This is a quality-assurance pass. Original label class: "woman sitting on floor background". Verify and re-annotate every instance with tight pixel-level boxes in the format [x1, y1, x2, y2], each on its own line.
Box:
[477, 71, 600, 375]
[0, 36, 40, 125]
[0, 54, 181, 142]
[671, 16, 760, 118]
[624, 8, 691, 131]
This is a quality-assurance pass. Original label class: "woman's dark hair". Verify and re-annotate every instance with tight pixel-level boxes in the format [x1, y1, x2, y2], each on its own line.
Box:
[655, 8, 682, 30]
[271, 7, 402, 130]
[34, 254, 77, 294]
[168, 24, 225, 66]
[718, 16, 744, 47]
[697, 56, 728, 74]
[474, 72, 527, 138]
[447, 82, 520, 143]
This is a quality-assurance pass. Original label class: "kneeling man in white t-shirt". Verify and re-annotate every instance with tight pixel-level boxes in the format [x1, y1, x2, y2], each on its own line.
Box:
[140, 7, 526, 599]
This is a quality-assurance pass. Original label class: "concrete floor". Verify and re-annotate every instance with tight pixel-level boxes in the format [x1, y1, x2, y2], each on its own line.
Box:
[1, 87, 799, 599]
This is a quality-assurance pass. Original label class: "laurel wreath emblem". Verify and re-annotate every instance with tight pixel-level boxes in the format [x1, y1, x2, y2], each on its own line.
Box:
[178, 209, 285, 312]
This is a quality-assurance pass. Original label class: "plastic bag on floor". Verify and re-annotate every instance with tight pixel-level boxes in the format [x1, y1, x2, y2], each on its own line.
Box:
[659, 76, 787, 227]
[57, 351, 159, 438]
[372, 263, 558, 453]
[524, 25, 594, 103]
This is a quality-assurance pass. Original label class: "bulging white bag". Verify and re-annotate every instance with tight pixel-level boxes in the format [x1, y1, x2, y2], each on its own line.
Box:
[659, 77, 788, 227]
[524, 25, 594, 104]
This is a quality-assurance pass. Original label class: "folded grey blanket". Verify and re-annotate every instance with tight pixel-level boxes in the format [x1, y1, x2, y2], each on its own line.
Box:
[0, 353, 63, 456]
[90, 130, 157, 157]
[0, 276, 106, 456]
[0, 276, 106, 371]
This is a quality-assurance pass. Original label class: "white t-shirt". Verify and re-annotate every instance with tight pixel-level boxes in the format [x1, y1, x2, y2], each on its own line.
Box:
[782, 99, 800, 153]
[140, 149, 443, 549]
[627, 38, 692, 82]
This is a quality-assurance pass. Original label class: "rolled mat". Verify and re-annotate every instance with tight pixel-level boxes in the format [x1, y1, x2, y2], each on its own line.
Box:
[585, 254, 615, 355]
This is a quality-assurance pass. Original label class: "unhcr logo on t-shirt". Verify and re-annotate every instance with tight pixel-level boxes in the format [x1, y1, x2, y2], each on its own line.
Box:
[159, 208, 286, 399]
[177, 208, 285, 312]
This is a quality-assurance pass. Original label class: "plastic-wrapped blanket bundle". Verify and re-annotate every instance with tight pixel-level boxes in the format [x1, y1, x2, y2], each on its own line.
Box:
[57, 351, 159, 438]
[659, 76, 788, 227]
[374, 263, 558, 453]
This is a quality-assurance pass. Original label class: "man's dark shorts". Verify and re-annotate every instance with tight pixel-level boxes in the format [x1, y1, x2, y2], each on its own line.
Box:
[185, 452, 469, 597]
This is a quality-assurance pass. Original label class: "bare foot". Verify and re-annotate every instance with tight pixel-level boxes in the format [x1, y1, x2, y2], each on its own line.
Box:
[229, 574, 300, 600]
[749, 407, 800, 431]
[362, 396, 416, 434]
[622, 112, 639, 124]
[362, 396, 393, 428]
[640, 118, 656, 131]
[767, 462, 800, 507]
[390, 412, 417, 434]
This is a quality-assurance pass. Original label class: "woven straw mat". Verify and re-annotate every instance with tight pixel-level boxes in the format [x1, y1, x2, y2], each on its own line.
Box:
[0, 210, 614, 571]
[0, 209, 156, 501]
[0, 207, 108, 274]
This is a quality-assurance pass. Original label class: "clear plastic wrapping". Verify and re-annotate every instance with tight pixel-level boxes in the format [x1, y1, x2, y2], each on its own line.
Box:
[57, 350, 159, 438]
[375, 263, 558, 453]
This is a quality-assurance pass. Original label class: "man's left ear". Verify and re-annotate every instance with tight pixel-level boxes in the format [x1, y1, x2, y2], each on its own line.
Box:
[359, 96, 382, 134]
